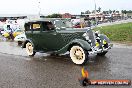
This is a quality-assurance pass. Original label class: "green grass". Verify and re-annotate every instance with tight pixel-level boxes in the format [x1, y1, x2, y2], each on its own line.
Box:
[94, 22, 132, 42]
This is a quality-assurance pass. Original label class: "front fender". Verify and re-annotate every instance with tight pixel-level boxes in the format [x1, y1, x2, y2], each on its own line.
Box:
[99, 34, 110, 43]
[56, 39, 91, 54]
[70, 39, 91, 50]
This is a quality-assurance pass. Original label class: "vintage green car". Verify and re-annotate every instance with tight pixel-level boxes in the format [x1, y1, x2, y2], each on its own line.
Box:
[22, 18, 113, 65]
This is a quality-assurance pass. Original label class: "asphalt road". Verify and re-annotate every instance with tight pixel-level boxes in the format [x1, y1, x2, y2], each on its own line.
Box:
[97, 19, 132, 27]
[0, 41, 132, 88]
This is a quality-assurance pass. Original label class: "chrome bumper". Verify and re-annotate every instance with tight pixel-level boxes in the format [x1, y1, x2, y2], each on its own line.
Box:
[88, 44, 113, 55]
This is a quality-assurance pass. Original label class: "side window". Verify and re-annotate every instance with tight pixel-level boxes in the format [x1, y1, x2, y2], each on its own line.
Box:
[42, 22, 54, 31]
[32, 23, 41, 31]
[24, 23, 31, 31]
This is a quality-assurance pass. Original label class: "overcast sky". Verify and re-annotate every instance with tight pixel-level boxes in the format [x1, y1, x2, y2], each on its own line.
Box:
[0, 0, 131, 15]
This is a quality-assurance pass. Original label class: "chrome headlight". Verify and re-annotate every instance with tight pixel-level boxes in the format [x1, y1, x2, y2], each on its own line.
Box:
[83, 33, 89, 40]
[103, 39, 107, 44]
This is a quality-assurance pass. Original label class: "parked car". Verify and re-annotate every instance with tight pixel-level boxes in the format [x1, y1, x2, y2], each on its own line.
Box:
[14, 33, 27, 45]
[2, 29, 23, 40]
[22, 18, 113, 65]
[0, 28, 4, 35]
[13, 29, 23, 37]
[73, 22, 81, 28]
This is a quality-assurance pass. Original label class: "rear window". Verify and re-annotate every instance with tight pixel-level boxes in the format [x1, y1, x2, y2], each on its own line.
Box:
[25, 22, 41, 32]
[33, 23, 40, 30]
[32, 23, 41, 31]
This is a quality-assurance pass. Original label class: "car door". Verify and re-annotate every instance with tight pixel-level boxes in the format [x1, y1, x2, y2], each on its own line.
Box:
[40, 22, 65, 52]
[29, 22, 43, 51]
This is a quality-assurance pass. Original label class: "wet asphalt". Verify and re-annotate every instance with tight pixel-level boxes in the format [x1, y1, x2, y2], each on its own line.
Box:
[0, 40, 132, 88]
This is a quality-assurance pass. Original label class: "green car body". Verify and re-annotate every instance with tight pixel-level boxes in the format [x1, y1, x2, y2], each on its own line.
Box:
[22, 18, 113, 65]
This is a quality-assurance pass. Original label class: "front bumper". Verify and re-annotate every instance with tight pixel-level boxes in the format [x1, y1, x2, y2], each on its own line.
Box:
[88, 43, 113, 55]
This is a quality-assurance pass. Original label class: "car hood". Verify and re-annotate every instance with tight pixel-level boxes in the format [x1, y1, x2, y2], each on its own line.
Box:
[57, 28, 88, 33]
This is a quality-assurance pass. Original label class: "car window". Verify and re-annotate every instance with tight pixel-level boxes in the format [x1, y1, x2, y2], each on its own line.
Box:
[54, 20, 66, 29]
[54, 19, 72, 29]
[24, 23, 30, 31]
[42, 22, 54, 31]
[32, 23, 41, 31]
[16, 30, 22, 32]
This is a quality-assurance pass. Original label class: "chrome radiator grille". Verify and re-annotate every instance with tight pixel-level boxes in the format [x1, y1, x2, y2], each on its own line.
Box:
[88, 30, 96, 46]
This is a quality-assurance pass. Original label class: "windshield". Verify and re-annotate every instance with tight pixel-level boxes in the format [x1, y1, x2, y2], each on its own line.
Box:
[54, 19, 72, 29]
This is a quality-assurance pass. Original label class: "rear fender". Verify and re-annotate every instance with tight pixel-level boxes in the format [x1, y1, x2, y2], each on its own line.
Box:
[22, 39, 34, 48]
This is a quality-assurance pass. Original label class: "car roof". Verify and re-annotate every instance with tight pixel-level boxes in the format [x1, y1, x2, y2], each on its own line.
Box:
[26, 18, 70, 23]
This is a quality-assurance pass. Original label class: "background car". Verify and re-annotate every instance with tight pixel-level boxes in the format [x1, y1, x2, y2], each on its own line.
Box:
[0, 28, 4, 35]
[2, 29, 23, 40]
[13, 29, 23, 37]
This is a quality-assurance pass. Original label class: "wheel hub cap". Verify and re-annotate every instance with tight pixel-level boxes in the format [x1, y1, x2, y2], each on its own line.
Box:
[74, 49, 83, 60]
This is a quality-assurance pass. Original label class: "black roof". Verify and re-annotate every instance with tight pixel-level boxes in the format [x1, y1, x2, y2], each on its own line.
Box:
[26, 18, 71, 23]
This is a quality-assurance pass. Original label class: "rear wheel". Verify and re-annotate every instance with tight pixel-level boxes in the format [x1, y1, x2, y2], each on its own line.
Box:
[70, 45, 88, 65]
[26, 42, 36, 57]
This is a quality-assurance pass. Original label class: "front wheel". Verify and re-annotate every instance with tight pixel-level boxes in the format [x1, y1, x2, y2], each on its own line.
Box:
[70, 45, 88, 65]
[26, 42, 36, 57]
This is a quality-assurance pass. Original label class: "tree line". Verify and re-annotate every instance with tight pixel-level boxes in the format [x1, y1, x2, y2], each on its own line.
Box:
[81, 7, 132, 14]
[44, 7, 132, 18]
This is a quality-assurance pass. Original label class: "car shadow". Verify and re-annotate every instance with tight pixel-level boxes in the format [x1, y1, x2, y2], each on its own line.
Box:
[31, 53, 110, 67]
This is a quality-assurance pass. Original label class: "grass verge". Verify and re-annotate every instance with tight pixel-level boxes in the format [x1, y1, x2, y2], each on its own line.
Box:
[94, 22, 132, 42]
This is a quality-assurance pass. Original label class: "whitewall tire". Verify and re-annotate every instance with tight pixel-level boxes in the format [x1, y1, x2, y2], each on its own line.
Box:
[26, 42, 36, 57]
[70, 45, 88, 65]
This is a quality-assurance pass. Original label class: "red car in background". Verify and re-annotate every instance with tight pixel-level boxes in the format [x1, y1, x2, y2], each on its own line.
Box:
[73, 22, 81, 28]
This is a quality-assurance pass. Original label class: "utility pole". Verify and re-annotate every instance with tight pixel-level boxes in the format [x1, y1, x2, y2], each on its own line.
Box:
[93, 0, 97, 26]
[38, 0, 41, 18]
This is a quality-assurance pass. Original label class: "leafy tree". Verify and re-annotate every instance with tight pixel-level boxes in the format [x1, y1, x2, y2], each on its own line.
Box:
[85, 10, 91, 14]
[81, 12, 85, 15]
[109, 9, 112, 14]
[128, 10, 132, 13]
[116, 11, 119, 13]
[106, 11, 109, 14]
[97, 7, 101, 12]
[46, 13, 62, 18]
[103, 11, 109, 14]
[121, 10, 127, 14]
[113, 10, 116, 13]
[92, 10, 96, 13]
[103, 11, 105, 14]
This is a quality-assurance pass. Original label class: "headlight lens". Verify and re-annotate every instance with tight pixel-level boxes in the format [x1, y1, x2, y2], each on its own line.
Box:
[103, 40, 107, 44]
[96, 42, 99, 47]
